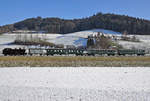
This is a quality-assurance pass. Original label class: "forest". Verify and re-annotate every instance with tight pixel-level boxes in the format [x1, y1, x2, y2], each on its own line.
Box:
[1, 12, 150, 35]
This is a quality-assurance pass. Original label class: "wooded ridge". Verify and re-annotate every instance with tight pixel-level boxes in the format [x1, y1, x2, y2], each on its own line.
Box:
[1, 12, 150, 35]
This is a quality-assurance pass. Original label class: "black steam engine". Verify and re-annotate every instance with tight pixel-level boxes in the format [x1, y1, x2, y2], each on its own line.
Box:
[2, 48, 26, 56]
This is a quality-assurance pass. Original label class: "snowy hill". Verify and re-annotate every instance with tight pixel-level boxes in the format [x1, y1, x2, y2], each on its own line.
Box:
[48, 29, 121, 47]
[0, 29, 121, 48]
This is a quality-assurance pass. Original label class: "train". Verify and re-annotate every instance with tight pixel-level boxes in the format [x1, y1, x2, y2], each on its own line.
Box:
[2, 48, 146, 56]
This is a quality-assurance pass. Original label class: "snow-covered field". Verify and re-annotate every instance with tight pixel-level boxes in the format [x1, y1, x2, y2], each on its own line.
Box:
[0, 67, 150, 101]
[0, 33, 61, 45]
[118, 35, 150, 50]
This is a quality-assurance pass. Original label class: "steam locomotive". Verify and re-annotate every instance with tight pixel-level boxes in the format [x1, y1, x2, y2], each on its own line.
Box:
[2, 48, 26, 56]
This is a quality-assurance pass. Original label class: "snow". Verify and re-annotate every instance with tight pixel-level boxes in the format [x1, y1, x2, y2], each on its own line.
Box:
[49, 35, 87, 46]
[0, 33, 61, 45]
[118, 35, 150, 50]
[0, 33, 62, 52]
[0, 34, 16, 44]
[0, 29, 120, 46]
[1, 29, 150, 50]
[0, 67, 150, 101]
[48, 29, 121, 46]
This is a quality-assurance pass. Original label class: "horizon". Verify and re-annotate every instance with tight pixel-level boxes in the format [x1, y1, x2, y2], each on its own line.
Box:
[0, 0, 150, 26]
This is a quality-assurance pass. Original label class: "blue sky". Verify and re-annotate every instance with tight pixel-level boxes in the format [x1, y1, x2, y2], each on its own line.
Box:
[0, 0, 150, 26]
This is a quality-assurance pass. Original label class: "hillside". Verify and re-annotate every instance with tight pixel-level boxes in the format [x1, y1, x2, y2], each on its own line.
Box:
[1, 13, 150, 35]
[1, 29, 150, 51]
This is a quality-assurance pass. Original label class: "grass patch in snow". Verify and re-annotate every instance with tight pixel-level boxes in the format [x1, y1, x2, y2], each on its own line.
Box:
[0, 56, 150, 67]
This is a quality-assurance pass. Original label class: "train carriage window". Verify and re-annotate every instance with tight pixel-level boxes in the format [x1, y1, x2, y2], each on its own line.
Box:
[66, 49, 68, 52]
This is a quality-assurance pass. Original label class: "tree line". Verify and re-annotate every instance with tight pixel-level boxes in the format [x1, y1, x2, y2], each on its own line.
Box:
[1, 12, 150, 35]
[87, 33, 122, 49]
